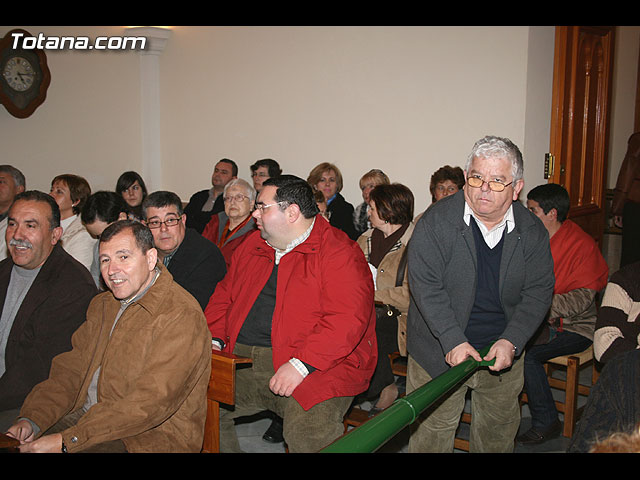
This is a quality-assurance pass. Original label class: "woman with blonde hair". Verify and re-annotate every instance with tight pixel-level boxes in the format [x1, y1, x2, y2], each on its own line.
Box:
[307, 162, 357, 240]
[353, 169, 390, 237]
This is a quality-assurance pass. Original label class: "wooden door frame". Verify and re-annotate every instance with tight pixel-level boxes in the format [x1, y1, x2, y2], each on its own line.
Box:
[636, 38, 640, 132]
[548, 26, 615, 246]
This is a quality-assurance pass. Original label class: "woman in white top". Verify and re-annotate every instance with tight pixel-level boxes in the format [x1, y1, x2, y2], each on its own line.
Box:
[49, 174, 97, 272]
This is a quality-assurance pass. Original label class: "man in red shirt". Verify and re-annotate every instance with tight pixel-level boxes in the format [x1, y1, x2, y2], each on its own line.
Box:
[205, 175, 376, 453]
[518, 183, 609, 445]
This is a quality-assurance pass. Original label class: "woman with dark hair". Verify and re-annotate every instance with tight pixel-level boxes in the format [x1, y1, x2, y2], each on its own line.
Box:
[415, 165, 466, 223]
[307, 162, 357, 240]
[357, 183, 415, 414]
[81, 191, 129, 288]
[250, 158, 282, 193]
[429, 165, 465, 204]
[49, 173, 96, 271]
[115, 171, 147, 220]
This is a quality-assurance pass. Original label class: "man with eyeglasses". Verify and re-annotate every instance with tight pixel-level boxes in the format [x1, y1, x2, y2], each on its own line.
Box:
[5, 220, 211, 452]
[142, 191, 226, 310]
[205, 174, 376, 452]
[406, 135, 555, 452]
[250, 158, 282, 193]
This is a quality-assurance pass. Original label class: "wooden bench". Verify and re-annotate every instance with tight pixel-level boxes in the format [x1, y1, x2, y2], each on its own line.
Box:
[0, 432, 19, 453]
[201, 350, 252, 453]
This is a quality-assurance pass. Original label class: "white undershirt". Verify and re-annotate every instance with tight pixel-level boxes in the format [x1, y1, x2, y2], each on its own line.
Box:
[463, 202, 515, 249]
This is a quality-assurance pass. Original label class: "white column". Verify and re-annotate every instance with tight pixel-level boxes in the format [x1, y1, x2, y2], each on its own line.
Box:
[124, 26, 171, 192]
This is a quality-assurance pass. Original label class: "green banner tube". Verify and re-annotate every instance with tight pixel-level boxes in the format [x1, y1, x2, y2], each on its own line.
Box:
[320, 345, 496, 453]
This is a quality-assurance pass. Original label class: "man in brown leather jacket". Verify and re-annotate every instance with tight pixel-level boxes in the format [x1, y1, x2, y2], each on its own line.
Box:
[5, 220, 211, 453]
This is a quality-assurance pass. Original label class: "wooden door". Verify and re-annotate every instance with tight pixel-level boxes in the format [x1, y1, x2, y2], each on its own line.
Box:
[547, 26, 616, 246]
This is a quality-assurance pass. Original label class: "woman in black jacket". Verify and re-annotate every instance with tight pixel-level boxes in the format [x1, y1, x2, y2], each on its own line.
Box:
[307, 162, 358, 240]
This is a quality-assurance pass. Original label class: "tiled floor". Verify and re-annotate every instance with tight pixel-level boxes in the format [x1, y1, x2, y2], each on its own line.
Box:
[231, 365, 588, 453]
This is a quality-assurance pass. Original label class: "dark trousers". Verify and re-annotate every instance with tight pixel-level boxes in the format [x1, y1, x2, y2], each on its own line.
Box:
[523, 330, 591, 430]
[620, 201, 640, 267]
[363, 309, 399, 399]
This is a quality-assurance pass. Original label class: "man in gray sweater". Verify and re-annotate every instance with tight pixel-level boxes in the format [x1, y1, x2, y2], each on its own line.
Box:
[0, 191, 97, 431]
[406, 135, 555, 452]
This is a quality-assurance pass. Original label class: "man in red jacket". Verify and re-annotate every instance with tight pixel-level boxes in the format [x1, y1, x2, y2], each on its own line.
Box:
[518, 183, 609, 445]
[205, 175, 377, 453]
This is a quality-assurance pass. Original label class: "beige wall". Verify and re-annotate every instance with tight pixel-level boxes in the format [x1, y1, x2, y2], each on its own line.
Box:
[160, 26, 532, 209]
[0, 26, 142, 194]
[1, 26, 638, 213]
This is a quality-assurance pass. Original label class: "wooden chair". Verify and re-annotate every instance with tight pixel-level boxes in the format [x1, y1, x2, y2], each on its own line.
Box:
[201, 350, 252, 453]
[457, 345, 599, 449]
[520, 344, 598, 438]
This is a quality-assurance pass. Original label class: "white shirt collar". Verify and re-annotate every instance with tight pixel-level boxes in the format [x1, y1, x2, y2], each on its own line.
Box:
[463, 201, 515, 248]
[268, 217, 316, 265]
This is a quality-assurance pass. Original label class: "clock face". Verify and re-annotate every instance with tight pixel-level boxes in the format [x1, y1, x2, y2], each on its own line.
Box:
[0, 29, 50, 118]
[3, 56, 36, 92]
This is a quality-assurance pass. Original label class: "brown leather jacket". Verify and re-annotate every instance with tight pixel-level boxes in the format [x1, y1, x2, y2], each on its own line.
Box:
[19, 263, 212, 453]
[612, 132, 640, 215]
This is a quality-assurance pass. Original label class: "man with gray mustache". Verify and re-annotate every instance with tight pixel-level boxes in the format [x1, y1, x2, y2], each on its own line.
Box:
[0, 191, 97, 431]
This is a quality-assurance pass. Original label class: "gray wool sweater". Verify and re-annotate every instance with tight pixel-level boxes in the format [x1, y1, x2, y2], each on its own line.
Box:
[406, 190, 555, 377]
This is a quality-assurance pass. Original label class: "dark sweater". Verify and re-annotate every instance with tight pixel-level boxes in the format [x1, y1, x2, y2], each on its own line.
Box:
[237, 264, 278, 347]
[465, 217, 507, 350]
[165, 228, 227, 310]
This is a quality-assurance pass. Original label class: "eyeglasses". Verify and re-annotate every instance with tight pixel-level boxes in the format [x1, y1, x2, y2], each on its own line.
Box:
[251, 172, 269, 178]
[223, 194, 250, 203]
[254, 201, 287, 213]
[146, 216, 181, 229]
[466, 175, 513, 192]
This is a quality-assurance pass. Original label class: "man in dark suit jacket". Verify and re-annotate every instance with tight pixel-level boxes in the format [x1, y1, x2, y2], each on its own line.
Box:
[184, 159, 238, 233]
[0, 191, 97, 431]
[143, 191, 226, 310]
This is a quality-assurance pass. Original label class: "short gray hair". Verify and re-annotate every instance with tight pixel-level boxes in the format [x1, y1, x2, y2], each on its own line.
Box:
[0, 165, 26, 189]
[465, 135, 524, 182]
[223, 178, 256, 204]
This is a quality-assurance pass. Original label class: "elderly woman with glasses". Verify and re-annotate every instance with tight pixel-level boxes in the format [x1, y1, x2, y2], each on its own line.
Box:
[202, 178, 257, 268]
